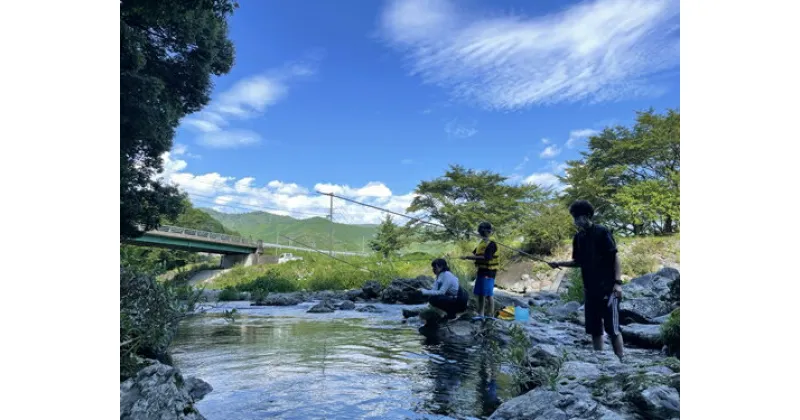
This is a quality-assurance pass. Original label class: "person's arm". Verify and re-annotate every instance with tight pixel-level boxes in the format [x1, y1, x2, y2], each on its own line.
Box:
[462, 242, 496, 260]
[420, 275, 445, 296]
[549, 236, 580, 268]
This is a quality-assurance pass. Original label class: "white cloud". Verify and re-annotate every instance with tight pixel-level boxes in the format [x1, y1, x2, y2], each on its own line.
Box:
[566, 128, 600, 148]
[214, 195, 234, 205]
[379, 0, 679, 109]
[541, 138, 551, 145]
[513, 156, 529, 172]
[540, 145, 561, 158]
[523, 172, 564, 191]
[181, 57, 319, 149]
[197, 130, 261, 149]
[444, 119, 478, 138]
[155, 154, 421, 225]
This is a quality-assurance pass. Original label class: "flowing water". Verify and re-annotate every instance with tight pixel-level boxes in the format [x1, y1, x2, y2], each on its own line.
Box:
[170, 301, 517, 419]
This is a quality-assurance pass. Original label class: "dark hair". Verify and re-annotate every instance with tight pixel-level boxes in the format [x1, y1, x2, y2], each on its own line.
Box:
[431, 258, 450, 272]
[569, 200, 595, 219]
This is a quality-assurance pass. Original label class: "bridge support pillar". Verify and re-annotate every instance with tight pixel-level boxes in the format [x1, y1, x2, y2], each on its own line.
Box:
[220, 253, 260, 269]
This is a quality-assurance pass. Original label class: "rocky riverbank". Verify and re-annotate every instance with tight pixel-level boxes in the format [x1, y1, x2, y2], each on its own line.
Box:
[399, 268, 681, 420]
[122, 268, 679, 419]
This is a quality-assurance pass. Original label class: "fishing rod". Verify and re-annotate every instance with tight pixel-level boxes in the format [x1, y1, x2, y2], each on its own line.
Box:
[316, 191, 558, 267]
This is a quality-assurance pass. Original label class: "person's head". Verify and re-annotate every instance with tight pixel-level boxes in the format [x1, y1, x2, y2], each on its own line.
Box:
[431, 258, 450, 276]
[477, 221, 493, 238]
[569, 200, 595, 231]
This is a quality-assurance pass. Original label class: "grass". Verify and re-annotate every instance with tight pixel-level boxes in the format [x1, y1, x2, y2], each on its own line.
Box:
[207, 247, 481, 293]
[660, 308, 680, 357]
[560, 268, 585, 303]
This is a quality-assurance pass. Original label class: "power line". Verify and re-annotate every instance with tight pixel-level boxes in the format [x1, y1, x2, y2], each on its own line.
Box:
[318, 191, 553, 265]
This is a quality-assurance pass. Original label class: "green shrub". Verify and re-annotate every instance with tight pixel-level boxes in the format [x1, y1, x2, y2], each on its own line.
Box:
[560, 268, 585, 304]
[660, 308, 680, 358]
[120, 266, 181, 380]
[217, 286, 244, 301]
[520, 201, 575, 256]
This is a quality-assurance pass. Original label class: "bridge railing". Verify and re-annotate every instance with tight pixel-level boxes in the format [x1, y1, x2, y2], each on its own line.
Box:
[154, 225, 259, 247]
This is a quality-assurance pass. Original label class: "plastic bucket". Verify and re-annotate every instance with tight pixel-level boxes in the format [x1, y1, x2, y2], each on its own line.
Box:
[514, 306, 529, 322]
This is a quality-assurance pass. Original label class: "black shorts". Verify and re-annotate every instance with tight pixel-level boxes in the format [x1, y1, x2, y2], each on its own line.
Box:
[584, 294, 620, 337]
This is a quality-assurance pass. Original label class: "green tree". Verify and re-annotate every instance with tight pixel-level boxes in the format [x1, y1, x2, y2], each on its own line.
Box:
[407, 165, 545, 240]
[561, 109, 680, 235]
[520, 199, 576, 255]
[120, 0, 237, 239]
[369, 215, 409, 258]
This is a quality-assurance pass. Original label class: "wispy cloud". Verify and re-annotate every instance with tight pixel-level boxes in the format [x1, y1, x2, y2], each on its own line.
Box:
[444, 118, 478, 138]
[566, 128, 600, 148]
[540, 145, 561, 158]
[197, 130, 262, 149]
[182, 56, 321, 148]
[514, 156, 529, 172]
[401, 158, 415, 165]
[541, 138, 551, 145]
[379, 0, 679, 110]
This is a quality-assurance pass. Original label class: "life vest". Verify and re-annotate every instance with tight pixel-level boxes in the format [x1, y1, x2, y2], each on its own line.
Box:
[474, 239, 499, 270]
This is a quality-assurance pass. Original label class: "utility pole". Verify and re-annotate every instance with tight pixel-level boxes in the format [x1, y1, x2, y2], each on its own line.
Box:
[328, 193, 334, 256]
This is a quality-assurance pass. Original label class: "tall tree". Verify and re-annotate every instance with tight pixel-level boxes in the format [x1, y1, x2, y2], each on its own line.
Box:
[369, 215, 409, 258]
[561, 109, 680, 235]
[120, 0, 237, 239]
[407, 165, 545, 240]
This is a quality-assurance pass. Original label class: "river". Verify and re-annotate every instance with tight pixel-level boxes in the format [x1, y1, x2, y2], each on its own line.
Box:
[170, 300, 517, 419]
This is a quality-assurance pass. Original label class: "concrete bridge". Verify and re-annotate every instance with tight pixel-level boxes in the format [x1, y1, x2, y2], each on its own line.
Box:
[124, 225, 368, 268]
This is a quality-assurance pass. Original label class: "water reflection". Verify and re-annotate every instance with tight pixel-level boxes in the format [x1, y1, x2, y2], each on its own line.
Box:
[171, 308, 514, 419]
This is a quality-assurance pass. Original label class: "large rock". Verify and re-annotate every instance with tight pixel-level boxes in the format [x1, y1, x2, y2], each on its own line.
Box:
[120, 360, 211, 420]
[361, 280, 383, 299]
[252, 292, 304, 306]
[623, 373, 680, 420]
[621, 324, 664, 349]
[337, 300, 355, 310]
[345, 289, 363, 301]
[307, 300, 336, 313]
[380, 276, 433, 304]
[623, 268, 679, 300]
[619, 298, 672, 324]
[546, 301, 582, 320]
[489, 388, 624, 420]
[355, 304, 383, 313]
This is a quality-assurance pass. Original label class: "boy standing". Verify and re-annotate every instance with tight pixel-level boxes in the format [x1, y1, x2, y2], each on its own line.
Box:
[461, 222, 498, 319]
[549, 200, 625, 361]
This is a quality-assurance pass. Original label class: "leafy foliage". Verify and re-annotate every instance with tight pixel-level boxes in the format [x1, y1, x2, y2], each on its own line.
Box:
[120, 0, 237, 239]
[519, 200, 575, 255]
[369, 215, 410, 257]
[407, 165, 546, 240]
[660, 308, 680, 358]
[560, 109, 679, 235]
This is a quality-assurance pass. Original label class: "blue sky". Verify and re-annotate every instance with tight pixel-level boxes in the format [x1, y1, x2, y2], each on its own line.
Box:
[161, 0, 680, 225]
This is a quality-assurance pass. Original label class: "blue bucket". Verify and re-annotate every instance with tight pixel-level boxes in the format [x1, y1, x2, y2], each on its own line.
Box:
[514, 306, 529, 322]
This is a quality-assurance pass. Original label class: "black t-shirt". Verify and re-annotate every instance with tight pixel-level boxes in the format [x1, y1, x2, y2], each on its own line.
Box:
[474, 241, 498, 279]
[572, 225, 617, 298]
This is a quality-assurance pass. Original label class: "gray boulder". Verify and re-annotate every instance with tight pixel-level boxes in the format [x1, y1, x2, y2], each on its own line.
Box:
[361, 280, 383, 299]
[380, 276, 433, 304]
[252, 292, 304, 307]
[621, 324, 664, 349]
[307, 300, 336, 313]
[337, 300, 356, 310]
[120, 360, 211, 420]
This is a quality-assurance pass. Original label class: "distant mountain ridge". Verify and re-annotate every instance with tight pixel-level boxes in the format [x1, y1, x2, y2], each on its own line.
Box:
[200, 208, 379, 252]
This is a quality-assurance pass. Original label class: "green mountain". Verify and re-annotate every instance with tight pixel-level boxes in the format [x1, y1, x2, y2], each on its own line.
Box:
[200, 209, 378, 253]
